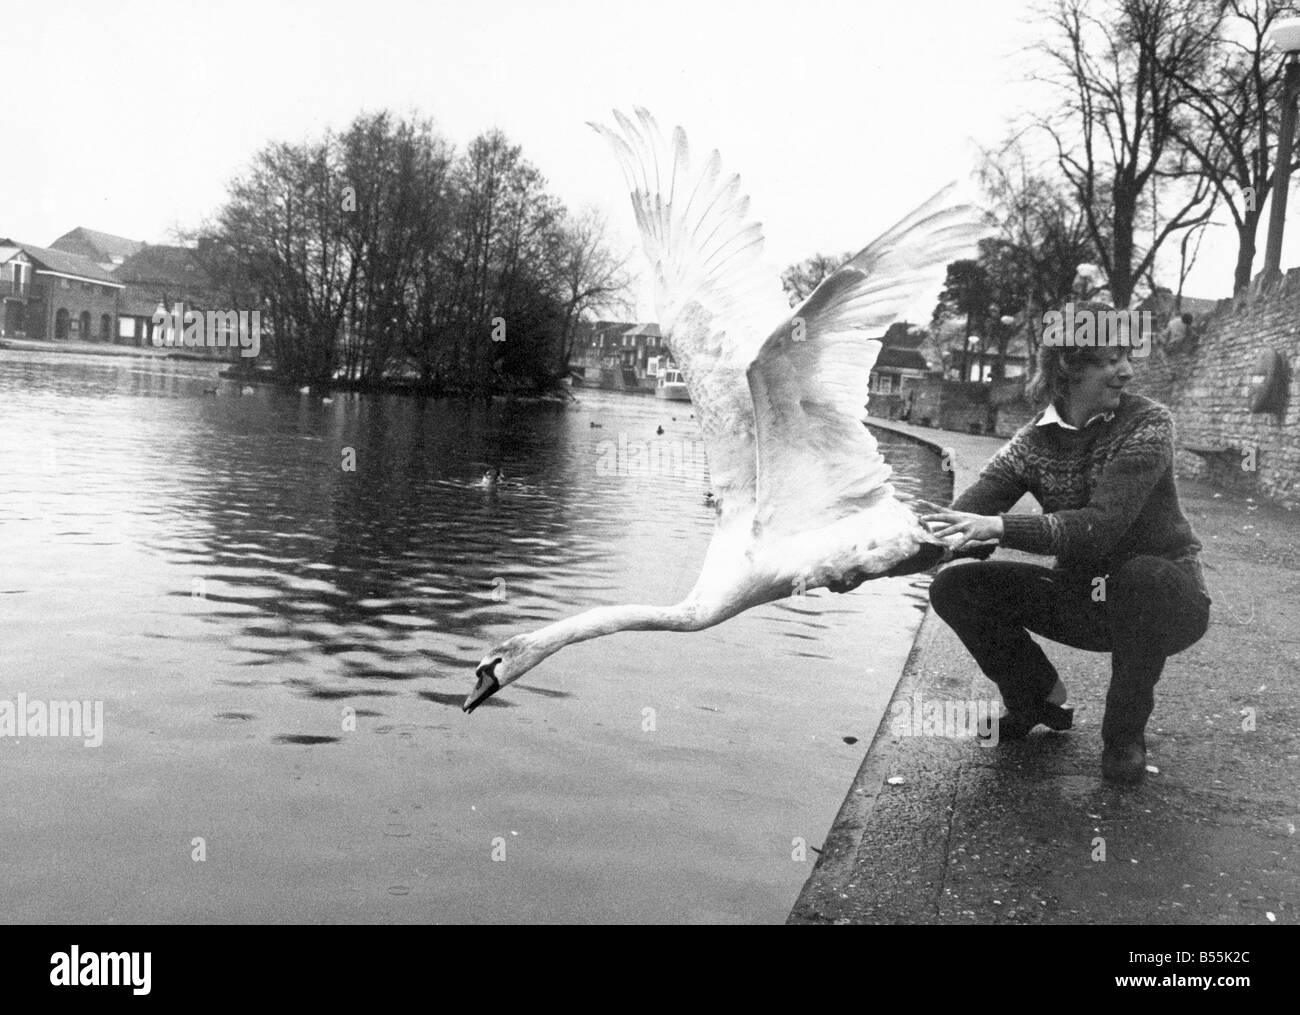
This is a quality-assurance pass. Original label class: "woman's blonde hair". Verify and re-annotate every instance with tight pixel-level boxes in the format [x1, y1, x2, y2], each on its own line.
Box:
[1025, 300, 1121, 406]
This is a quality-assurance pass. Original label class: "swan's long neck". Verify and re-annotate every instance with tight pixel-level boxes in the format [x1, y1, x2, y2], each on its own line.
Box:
[527, 602, 701, 662]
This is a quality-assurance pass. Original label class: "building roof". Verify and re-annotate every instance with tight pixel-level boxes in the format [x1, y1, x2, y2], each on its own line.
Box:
[875, 346, 929, 371]
[622, 322, 662, 338]
[0, 238, 123, 286]
[881, 321, 927, 349]
[48, 227, 146, 267]
[115, 245, 213, 288]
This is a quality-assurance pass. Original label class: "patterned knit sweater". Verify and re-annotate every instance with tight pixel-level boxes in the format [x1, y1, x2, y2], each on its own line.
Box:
[951, 392, 1208, 596]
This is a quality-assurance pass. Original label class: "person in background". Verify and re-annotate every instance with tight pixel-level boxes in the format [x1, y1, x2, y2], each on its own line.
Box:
[899, 388, 915, 423]
[919, 303, 1210, 783]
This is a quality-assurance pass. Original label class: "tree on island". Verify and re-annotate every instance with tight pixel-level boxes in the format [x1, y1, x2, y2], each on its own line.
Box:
[198, 112, 631, 393]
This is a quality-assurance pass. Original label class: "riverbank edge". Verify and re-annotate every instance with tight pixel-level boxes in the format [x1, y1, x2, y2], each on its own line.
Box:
[786, 417, 1037, 921]
[790, 417, 1299, 926]
[0, 337, 228, 364]
[0, 338, 574, 401]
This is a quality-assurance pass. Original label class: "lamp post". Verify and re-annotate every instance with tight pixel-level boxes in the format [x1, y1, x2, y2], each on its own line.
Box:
[1262, 17, 1300, 284]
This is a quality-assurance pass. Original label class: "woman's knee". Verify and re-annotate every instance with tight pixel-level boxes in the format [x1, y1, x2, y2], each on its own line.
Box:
[929, 561, 1016, 619]
[928, 562, 978, 616]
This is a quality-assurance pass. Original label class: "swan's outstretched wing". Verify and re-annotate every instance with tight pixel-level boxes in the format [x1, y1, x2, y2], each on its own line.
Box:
[747, 188, 993, 532]
[590, 109, 789, 507]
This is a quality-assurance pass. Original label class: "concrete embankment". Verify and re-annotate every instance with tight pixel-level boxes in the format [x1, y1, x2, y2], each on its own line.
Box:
[790, 416, 1298, 925]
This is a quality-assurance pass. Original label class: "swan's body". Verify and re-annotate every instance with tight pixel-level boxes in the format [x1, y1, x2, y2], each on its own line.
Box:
[465, 109, 992, 712]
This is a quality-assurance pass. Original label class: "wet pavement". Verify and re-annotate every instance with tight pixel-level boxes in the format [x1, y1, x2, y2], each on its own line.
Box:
[790, 417, 1300, 925]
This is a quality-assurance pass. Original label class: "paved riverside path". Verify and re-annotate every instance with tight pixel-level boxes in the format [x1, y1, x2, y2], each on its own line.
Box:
[790, 416, 1299, 924]
[0, 337, 211, 360]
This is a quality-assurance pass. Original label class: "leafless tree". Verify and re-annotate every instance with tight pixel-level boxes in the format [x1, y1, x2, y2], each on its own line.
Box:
[548, 208, 634, 376]
[978, 139, 1099, 359]
[1159, 0, 1300, 294]
[1035, 0, 1224, 307]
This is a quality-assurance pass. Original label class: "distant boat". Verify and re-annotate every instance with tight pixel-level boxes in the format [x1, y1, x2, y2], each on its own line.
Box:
[654, 366, 690, 402]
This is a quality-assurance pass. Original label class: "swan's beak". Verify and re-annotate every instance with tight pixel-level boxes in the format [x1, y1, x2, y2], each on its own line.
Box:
[464, 659, 502, 714]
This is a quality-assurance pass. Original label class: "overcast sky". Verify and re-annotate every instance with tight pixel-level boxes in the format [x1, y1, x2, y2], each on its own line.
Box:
[6, 0, 1297, 303]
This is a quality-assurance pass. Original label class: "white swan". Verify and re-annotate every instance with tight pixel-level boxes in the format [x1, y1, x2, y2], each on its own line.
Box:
[465, 108, 992, 713]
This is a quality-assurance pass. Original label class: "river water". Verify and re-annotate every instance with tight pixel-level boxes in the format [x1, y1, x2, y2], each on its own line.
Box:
[0, 350, 948, 924]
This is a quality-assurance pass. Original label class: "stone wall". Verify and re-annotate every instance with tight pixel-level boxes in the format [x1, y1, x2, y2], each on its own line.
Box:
[896, 378, 1012, 435]
[990, 379, 1037, 437]
[1130, 268, 1300, 510]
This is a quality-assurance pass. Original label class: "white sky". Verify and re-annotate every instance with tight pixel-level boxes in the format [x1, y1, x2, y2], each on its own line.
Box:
[5, 0, 1297, 305]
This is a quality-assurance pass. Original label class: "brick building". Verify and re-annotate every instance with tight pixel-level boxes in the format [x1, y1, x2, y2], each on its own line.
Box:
[112, 244, 222, 347]
[1, 229, 241, 356]
[571, 321, 670, 391]
[0, 239, 123, 341]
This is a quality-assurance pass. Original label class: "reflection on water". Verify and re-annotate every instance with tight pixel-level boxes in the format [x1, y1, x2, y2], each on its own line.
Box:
[0, 350, 948, 924]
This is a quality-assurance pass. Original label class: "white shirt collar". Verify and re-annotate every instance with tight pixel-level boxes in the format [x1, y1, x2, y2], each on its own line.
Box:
[1037, 402, 1115, 431]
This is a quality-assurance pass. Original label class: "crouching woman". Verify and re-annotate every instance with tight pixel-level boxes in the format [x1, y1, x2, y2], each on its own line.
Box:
[920, 328, 1211, 784]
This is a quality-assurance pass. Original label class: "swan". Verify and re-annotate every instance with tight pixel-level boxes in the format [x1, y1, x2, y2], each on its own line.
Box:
[480, 467, 503, 489]
[465, 108, 993, 713]
[241, 385, 255, 395]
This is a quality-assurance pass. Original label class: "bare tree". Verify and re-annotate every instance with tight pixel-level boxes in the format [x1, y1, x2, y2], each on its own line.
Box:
[1160, 0, 1300, 294]
[548, 208, 634, 377]
[978, 139, 1101, 359]
[1035, 0, 1224, 307]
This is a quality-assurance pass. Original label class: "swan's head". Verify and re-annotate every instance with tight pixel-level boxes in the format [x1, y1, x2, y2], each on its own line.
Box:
[464, 635, 541, 713]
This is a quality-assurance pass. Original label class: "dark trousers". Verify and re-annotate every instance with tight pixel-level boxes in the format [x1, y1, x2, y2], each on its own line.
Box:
[928, 556, 1210, 746]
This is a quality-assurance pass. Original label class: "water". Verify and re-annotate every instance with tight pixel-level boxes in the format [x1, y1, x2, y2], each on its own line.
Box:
[0, 350, 949, 924]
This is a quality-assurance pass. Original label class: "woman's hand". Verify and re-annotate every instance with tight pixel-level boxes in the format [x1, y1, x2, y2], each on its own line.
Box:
[919, 510, 1004, 549]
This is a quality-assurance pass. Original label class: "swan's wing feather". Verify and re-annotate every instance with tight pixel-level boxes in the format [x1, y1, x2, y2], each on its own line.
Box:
[747, 186, 993, 530]
[590, 109, 789, 506]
